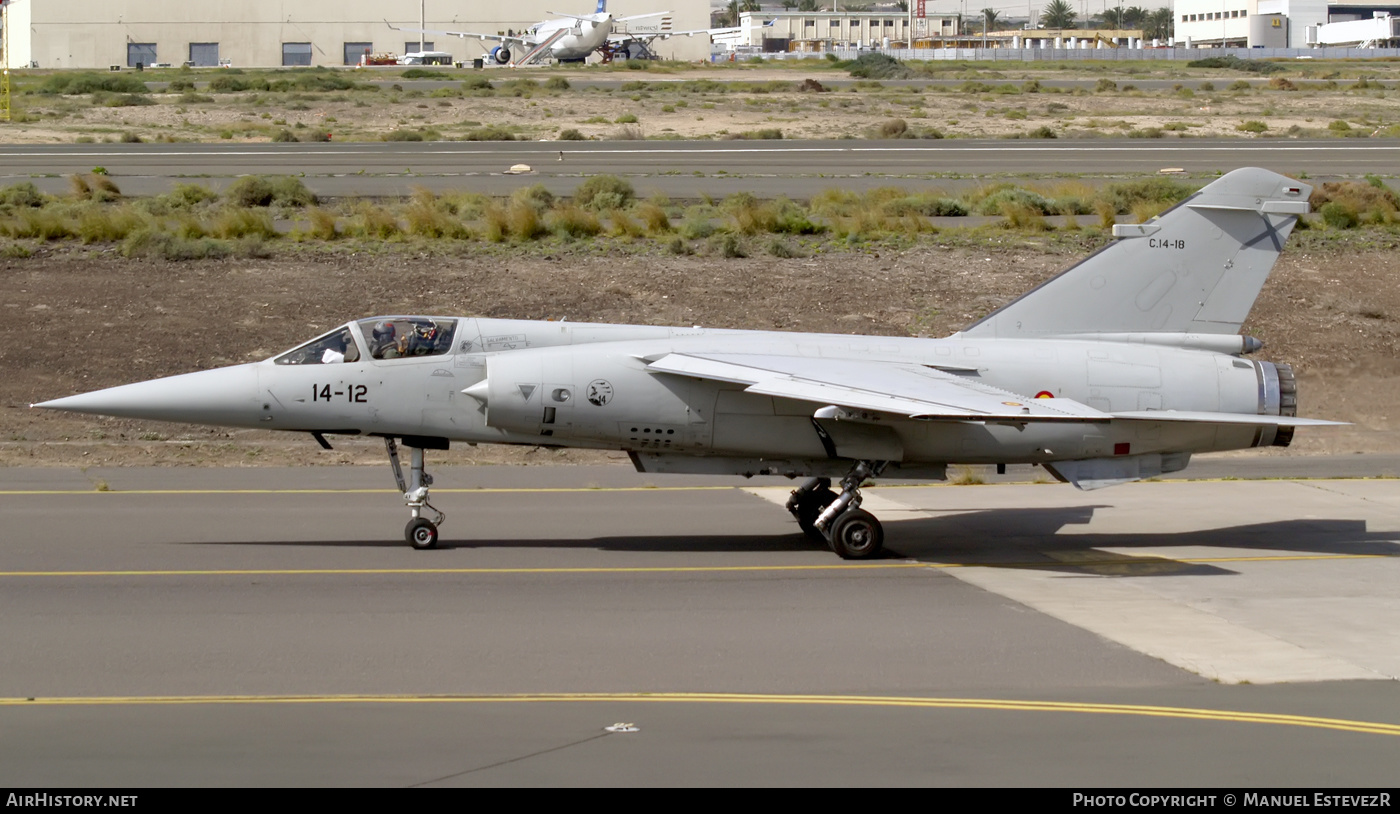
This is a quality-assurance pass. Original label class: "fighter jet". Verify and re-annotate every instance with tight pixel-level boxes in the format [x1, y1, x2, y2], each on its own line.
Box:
[35, 168, 1341, 558]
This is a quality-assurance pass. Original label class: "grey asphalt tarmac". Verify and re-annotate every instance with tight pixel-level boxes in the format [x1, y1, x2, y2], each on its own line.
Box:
[2, 463, 1398, 786]
[1, 140, 1393, 199]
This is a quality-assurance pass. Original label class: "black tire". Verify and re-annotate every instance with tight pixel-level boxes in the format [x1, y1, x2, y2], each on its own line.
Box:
[795, 488, 838, 542]
[828, 509, 883, 560]
[406, 517, 438, 550]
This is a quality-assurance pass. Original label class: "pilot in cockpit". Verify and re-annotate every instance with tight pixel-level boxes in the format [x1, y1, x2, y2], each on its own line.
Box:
[371, 321, 399, 359]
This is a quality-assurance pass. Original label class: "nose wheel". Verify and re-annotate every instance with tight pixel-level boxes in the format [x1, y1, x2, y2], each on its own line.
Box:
[386, 438, 446, 550]
[406, 517, 439, 550]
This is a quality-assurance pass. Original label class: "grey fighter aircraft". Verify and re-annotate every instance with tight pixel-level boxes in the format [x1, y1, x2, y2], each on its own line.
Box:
[35, 168, 1341, 558]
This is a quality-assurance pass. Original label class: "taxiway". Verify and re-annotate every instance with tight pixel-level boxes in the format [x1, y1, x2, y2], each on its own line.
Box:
[1, 464, 1397, 785]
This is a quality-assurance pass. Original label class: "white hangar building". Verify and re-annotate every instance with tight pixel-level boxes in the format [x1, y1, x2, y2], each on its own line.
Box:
[1, 0, 712, 69]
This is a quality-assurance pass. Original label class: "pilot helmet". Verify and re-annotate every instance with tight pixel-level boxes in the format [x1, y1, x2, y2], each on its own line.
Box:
[415, 321, 438, 341]
[372, 321, 396, 341]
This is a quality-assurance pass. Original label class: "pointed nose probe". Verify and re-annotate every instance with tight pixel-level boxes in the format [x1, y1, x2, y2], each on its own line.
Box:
[32, 364, 265, 429]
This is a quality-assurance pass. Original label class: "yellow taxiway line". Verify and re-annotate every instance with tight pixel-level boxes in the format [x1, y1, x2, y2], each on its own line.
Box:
[0, 552, 1388, 578]
[1, 692, 1396, 737]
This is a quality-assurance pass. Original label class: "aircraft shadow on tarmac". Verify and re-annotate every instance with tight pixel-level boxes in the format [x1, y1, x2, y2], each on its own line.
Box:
[185, 506, 1400, 575]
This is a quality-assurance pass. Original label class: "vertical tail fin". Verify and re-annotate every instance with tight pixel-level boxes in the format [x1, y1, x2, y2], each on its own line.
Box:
[596, 0, 608, 14]
[960, 168, 1310, 340]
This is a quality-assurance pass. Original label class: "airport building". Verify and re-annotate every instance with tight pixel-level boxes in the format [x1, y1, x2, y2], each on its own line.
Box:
[0, 0, 712, 69]
[1175, 0, 1400, 47]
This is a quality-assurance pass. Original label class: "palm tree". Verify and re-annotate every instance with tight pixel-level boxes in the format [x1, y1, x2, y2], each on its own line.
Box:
[781, 0, 798, 8]
[1100, 6, 1124, 28]
[1144, 6, 1174, 40]
[741, 0, 762, 12]
[1123, 6, 1148, 27]
[982, 8, 1000, 32]
[1041, 0, 1077, 29]
[797, 0, 819, 11]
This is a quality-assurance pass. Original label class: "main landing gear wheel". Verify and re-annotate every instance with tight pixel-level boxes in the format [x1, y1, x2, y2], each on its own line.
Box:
[827, 508, 883, 560]
[406, 517, 439, 550]
[787, 477, 837, 542]
[810, 461, 888, 560]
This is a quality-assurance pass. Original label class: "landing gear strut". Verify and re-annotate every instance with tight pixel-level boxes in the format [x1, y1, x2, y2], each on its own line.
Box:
[386, 438, 445, 550]
[789, 462, 886, 560]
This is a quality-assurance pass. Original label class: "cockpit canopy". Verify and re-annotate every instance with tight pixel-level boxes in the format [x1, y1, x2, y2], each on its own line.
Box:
[273, 317, 457, 365]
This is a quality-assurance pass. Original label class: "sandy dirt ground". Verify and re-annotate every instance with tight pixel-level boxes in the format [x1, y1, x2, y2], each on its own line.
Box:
[3, 233, 1397, 468]
[8, 63, 1399, 144]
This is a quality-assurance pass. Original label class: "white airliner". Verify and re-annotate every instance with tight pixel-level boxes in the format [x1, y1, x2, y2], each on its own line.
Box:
[388, 1, 729, 66]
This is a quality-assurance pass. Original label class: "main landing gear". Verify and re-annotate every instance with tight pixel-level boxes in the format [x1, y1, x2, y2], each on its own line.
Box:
[385, 438, 446, 550]
[786, 461, 886, 560]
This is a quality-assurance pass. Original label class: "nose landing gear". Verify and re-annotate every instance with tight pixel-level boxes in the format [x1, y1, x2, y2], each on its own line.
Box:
[787, 462, 887, 560]
[385, 437, 446, 550]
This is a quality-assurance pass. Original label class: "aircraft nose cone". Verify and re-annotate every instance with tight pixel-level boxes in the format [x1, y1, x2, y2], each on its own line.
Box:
[33, 364, 264, 428]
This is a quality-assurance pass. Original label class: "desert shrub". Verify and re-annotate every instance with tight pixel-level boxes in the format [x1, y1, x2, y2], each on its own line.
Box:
[178, 92, 214, 104]
[208, 76, 270, 93]
[609, 209, 644, 238]
[101, 93, 155, 107]
[768, 239, 801, 258]
[120, 230, 231, 261]
[299, 130, 333, 143]
[615, 113, 639, 124]
[1268, 77, 1297, 91]
[3, 208, 74, 240]
[68, 175, 91, 200]
[544, 77, 571, 91]
[120, 132, 143, 143]
[505, 187, 551, 217]
[1319, 202, 1358, 229]
[847, 53, 910, 80]
[1026, 126, 1057, 139]
[557, 128, 586, 141]
[547, 204, 602, 238]
[1096, 177, 1195, 215]
[1187, 55, 1282, 74]
[636, 200, 671, 234]
[208, 207, 277, 239]
[40, 73, 148, 95]
[345, 203, 402, 239]
[612, 125, 645, 140]
[713, 233, 746, 258]
[1229, 79, 1252, 91]
[404, 190, 471, 239]
[306, 208, 340, 240]
[74, 206, 145, 243]
[461, 126, 514, 141]
[679, 216, 716, 240]
[1095, 78, 1117, 92]
[1329, 120, 1352, 132]
[383, 129, 425, 142]
[461, 76, 493, 91]
[224, 176, 275, 207]
[1128, 127, 1165, 139]
[0, 182, 45, 209]
[400, 68, 448, 79]
[723, 128, 784, 140]
[667, 236, 693, 255]
[973, 186, 1054, 216]
[272, 129, 297, 143]
[1236, 120, 1268, 133]
[874, 118, 908, 139]
[881, 195, 968, 217]
[575, 175, 635, 211]
[1309, 180, 1399, 222]
[999, 203, 1049, 231]
[268, 177, 316, 207]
